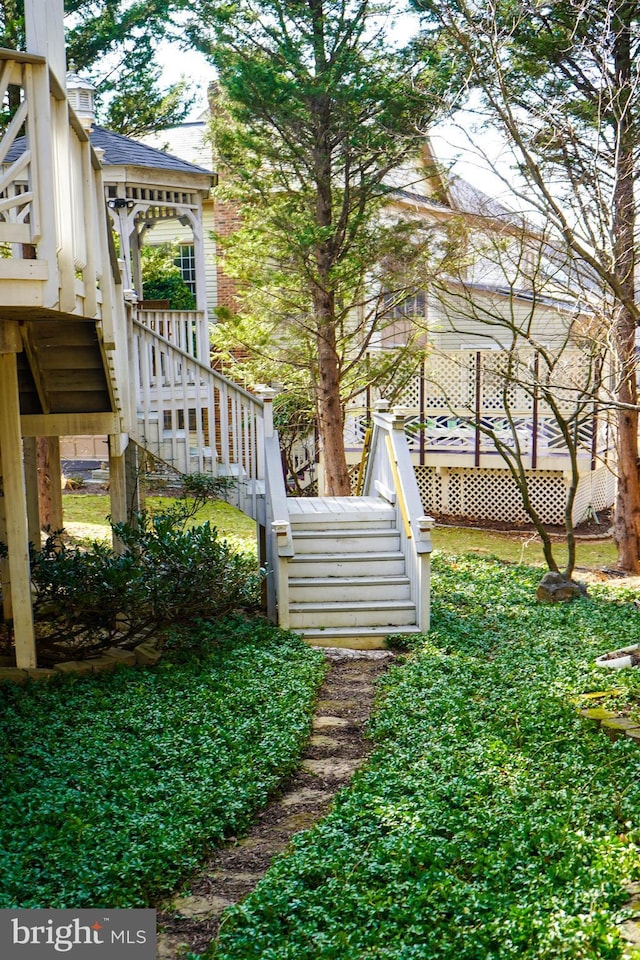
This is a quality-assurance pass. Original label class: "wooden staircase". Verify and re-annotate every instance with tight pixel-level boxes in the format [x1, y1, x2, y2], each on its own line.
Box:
[263, 410, 434, 648]
[285, 496, 421, 647]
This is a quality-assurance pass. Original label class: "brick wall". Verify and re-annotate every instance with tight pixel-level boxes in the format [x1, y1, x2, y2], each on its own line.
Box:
[214, 198, 241, 315]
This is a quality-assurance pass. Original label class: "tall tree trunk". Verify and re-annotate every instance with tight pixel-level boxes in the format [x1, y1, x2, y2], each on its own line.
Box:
[612, 6, 640, 571]
[314, 289, 350, 496]
[308, 13, 351, 497]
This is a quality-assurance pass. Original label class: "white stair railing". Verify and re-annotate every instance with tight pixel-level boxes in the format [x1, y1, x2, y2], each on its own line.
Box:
[261, 391, 294, 626]
[132, 317, 264, 519]
[361, 401, 435, 632]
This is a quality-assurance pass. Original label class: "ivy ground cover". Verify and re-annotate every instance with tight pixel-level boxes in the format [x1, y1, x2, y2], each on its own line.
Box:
[0, 619, 324, 909]
[210, 557, 640, 960]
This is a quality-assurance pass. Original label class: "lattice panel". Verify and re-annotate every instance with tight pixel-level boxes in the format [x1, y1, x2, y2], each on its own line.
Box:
[392, 376, 422, 408]
[414, 467, 443, 514]
[574, 465, 616, 519]
[416, 467, 570, 525]
[424, 353, 475, 412]
[447, 471, 462, 514]
[460, 469, 567, 524]
[481, 352, 535, 413]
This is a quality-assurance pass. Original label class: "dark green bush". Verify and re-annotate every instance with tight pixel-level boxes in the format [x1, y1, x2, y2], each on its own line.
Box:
[28, 507, 261, 662]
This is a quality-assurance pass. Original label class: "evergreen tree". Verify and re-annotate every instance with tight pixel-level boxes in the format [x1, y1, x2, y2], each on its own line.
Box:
[0, 0, 192, 136]
[187, 0, 459, 494]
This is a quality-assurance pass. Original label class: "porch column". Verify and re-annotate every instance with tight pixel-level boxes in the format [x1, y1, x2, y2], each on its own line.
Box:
[0, 339, 37, 668]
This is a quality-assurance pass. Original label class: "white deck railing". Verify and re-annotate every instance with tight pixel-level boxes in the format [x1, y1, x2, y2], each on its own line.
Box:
[136, 308, 210, 364]
[346, 349, 610, 470]
[361, 403, 434, 632]
[132, 317, 265, 519]
[0, 49, 119, 325]
[263, 402, 294, 625]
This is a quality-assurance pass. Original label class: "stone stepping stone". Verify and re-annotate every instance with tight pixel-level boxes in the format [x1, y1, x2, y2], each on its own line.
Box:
[168, 894, 234, 920]
[308, 734, 340, 748]
[302, 757, 364, 779]
[312, 715, 352, 730]
[280, 786, 334, 807]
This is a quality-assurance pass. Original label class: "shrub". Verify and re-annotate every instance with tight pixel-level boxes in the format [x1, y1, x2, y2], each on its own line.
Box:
[27, 507, 261, 663]
[140, 243, 196, 309]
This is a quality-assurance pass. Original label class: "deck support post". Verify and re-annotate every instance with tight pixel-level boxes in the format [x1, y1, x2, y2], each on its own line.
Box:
[23, 437, 41, 549]
[38, 437, 64, 535]
[109, 436, 143, 553]
[0, 450, 12, 623]
[0, 349, 37, 668]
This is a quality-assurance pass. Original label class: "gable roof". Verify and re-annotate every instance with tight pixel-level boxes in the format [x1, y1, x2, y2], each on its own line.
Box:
[90, 126, 213, 176]
[140, 120, 212, 171]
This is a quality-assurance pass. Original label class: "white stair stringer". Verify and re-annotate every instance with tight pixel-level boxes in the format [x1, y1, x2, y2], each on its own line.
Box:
[281, 496, 423, 649]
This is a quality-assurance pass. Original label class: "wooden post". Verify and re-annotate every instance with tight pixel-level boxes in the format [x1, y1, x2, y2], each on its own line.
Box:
[125, 441, 144, 517]
[109, 436, 128, 554]
[36, 437, 64, 534]
[474, 351, 482, 468]
[531, 351, 539, 470]
[0, 449, 12, 623]
[23, 437, 41, 548]
[25, 0, 66, 86]
[0, 352, 37, 668]
[109, 436, 143, 552]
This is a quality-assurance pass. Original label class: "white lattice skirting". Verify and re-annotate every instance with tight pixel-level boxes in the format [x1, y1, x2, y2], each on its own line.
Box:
[415, 464, 616, 526]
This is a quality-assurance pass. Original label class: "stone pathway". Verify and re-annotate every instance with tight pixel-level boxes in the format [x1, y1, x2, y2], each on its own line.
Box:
[156, 648, 394, 959]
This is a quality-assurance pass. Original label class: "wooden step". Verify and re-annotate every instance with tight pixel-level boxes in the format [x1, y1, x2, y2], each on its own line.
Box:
[288, 496, 395, 528]
[289, 599, 416, 629]
[291, 528, 400, 554]
[287, 552, 407, 578]
[288, 574, 412, 603]
[298, 625, 423, 650]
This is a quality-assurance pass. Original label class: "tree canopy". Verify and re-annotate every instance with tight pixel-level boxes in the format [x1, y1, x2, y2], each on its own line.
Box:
[414, 0, 640, 570]
[0, 1, 193, 136]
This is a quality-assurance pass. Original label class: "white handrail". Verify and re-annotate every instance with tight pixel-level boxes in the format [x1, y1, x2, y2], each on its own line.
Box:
[262, 389, 293, 625]
[131, 318, 264, 518]
[362, 404, 434, 632]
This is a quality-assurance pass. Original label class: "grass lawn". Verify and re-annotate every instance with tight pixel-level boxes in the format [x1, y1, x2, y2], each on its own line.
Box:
[431, 523, 619, 572]
[206, 556, 640, 960]
[62, 493, 258, 554]
[0, 619, 325, 908]
[61, 492, 618, 572]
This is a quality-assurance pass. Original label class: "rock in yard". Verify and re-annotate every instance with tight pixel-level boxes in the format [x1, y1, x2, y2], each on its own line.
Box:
[536, 571, 588, 602]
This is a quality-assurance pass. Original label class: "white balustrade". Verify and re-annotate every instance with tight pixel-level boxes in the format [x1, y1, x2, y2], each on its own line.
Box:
[362, 406, 434, 632]
[0, 49, 120, 325]
[132, 318, 264, 518]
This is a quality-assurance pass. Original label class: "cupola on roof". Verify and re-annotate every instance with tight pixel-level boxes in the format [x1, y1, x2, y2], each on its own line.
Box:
[66, 72, 96, 131]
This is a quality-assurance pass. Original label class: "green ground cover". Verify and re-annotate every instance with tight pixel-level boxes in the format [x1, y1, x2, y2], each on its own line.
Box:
[208, 556, 640, 960]
[0, 620, 325, 909]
